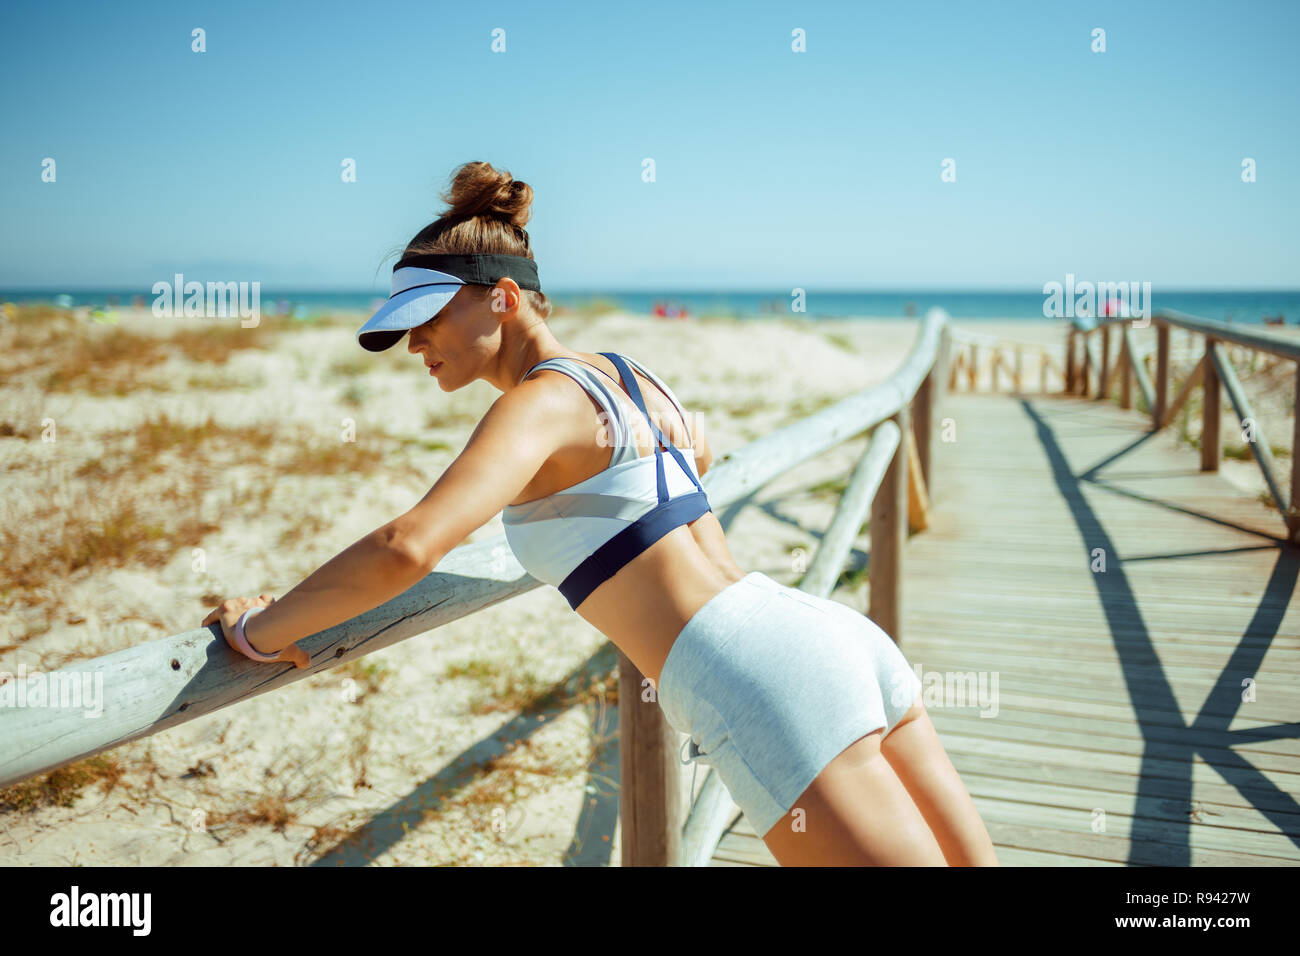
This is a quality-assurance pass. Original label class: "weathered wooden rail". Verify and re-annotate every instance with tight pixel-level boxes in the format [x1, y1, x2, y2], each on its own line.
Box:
[0, 309, 953, 868]
[1065, 310, 1300, 545]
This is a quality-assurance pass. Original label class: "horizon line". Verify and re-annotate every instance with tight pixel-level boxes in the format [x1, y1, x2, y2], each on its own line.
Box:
[4, 285, 1300, 295]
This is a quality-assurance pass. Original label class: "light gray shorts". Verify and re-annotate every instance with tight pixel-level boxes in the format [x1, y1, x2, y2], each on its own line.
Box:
[657, 571, 923, 839]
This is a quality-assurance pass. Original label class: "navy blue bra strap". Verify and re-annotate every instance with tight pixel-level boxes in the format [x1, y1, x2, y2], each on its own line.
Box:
[557, 490, 713, 609]
[666, 439, 705, 494]
[603, 352, 669, 502]
[600, 353, 654, 429]
[600, 352, 706, 497]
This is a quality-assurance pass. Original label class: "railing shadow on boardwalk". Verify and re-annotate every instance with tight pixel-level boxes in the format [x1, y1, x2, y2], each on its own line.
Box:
[1018, 396, 1300, 865]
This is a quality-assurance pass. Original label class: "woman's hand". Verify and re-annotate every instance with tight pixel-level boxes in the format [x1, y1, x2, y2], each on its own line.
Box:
[202, 593, 309, 669]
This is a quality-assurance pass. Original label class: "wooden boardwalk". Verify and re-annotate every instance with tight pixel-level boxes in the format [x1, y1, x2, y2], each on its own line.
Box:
[707, 392, 1300, 866]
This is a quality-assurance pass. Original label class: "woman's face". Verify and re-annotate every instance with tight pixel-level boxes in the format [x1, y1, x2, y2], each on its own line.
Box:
[405, 285, 500, 390]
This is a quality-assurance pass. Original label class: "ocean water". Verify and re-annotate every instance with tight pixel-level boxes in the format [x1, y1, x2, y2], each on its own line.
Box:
[3, 288, 1298, 325]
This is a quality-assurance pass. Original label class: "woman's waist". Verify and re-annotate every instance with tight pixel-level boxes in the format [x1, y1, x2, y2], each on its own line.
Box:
[577, 539, 748, 686]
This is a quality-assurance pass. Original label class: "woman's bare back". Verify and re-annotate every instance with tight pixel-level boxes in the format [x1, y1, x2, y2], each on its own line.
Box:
[508, 351, 745, 682]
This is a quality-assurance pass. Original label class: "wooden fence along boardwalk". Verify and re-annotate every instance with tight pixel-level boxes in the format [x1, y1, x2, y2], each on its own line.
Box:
[4, 308, 1297, 867]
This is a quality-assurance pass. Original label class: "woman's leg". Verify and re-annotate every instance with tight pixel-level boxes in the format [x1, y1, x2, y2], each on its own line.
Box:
[759, 728, 949, 866]
[880, 695, 999, 866]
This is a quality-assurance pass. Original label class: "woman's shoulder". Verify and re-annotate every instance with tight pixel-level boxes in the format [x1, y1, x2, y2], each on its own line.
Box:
[515, 359, 622, 434]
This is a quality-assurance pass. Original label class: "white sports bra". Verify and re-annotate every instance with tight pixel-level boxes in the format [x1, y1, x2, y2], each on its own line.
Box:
[501, 352, 712, 609]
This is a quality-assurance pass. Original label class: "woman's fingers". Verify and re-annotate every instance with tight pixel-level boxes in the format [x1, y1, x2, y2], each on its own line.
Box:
[203, 596, 268, 628]
[284, 644, 310, 669]
[201, 595, 302, 667]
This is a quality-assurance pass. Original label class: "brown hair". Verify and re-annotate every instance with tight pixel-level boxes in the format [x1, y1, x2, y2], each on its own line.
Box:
[402, 161, 551, 320]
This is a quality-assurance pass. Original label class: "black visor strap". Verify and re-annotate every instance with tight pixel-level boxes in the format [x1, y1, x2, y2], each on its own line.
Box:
[394, 253, 541, 292]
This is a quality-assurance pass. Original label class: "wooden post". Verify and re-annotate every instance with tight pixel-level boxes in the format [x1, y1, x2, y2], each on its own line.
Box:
[1210, 343, 1290, 524]
[1290, 364, 1300, 548]
[968, 345, 978, 391]
[1154, 321, 1170, 428]
[1120, 334, 1133, 410]
[933, 326, 951, 501]
[1081, 335, 1093, 397]
[946, 325, 956, 403]
[1040, 348, 1049, 393]
[618, 650, 684, 866]
[1098, 325, 1111, 400]
[1014, 347, 1023, 392]
[1066, 330, 1077, 393]
[914, 368, 933, 499]
[905, 427, 930, 533]
[869, 404, 909, 644]
[1201, 337, 1220, 473]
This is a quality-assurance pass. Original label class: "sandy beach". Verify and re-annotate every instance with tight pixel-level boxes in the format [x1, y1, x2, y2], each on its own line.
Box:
[0, 306, 1292, 865]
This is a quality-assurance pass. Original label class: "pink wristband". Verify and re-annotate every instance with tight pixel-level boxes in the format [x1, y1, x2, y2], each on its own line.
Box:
[233, 607, 281, 663]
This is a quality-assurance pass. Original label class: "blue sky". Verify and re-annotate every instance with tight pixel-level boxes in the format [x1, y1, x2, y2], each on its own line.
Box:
[2, 0, 1297, 292]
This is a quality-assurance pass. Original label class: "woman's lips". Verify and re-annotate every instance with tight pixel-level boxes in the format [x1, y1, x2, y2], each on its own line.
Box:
[428, 361, 443, 375]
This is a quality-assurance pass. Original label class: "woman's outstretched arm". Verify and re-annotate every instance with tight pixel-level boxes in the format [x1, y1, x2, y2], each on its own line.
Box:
[237, 524, 433, 658]
[217, 375, 571, 661]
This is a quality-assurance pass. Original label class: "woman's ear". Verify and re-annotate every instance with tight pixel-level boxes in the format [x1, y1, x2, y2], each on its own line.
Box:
[486, 281, 519, 315]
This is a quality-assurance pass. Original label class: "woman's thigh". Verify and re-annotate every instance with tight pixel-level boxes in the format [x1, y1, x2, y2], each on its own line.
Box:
[879, 698, 1000, 866]
[759, 728, 949, 866]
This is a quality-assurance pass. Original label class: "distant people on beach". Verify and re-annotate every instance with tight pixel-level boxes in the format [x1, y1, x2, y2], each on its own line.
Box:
[652, 300, 690, 320]
[1101, 295, 1130, 318]
[1263, 313, 1286, 326]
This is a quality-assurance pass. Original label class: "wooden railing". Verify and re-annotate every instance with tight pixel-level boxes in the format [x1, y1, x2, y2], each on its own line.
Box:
[0, 308, 953, 868]
[1065, 309, 1300, 545]
[946, 327, 1066, 394]
[647, 308, 951, 866]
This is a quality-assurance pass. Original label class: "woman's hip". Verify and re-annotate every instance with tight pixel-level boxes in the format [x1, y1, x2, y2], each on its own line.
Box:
[656, 571, 924, 833]
[657, 571, 922, 744]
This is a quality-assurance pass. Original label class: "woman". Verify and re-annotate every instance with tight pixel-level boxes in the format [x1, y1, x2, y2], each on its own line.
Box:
[203, 161, 997, 867]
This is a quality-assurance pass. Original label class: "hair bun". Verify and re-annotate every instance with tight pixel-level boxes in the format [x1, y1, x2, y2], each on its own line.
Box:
[440, 161, 534, 231]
